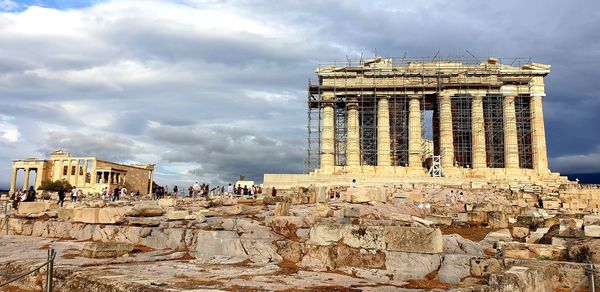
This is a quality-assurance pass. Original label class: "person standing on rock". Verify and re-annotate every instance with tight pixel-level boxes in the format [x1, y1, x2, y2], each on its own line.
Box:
[192, 182, 201, 198]
[71, 187, 78, 202]
[120, 186, 127, 198]
[57, 186, 65, 207]
[351, 179, 356, 188]
[271, 187, 277, 197]
[114, 186, 120, 202]
[173, 185, 178, 199]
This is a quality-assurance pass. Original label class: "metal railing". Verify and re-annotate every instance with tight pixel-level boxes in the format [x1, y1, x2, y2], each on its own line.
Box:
[0, 248, 56, 291]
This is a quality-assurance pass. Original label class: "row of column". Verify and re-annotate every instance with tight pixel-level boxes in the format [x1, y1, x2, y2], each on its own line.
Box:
[52, 159, 96, 186]
[9, 167, 38, 192]
[96, 171, 126, 185]
[319, 92, 548, 172]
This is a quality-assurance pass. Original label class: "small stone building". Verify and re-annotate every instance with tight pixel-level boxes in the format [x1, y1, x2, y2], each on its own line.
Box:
[9, 150, 155, 195]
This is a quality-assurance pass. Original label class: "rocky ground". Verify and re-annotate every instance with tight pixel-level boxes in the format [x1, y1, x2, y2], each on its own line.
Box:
[0, 185, 599, 291]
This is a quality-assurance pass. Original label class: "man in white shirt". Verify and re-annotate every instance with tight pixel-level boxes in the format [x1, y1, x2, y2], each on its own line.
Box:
[121, 187, 128, 197]
[71, 187, 78, 202]
[192, 182, 201, 198]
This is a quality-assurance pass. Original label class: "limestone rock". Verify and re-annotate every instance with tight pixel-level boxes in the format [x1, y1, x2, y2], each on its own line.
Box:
[81, 242, 133, 258]
[437, 254, 474, 284]
[583, 215, 600, 226]
[274, 202, 290, 216]
[346, 187, 377, 203]
[383, 226, 443, 254]
[424, 214, 452, 226]
[17, 201, 57, 215]
[584, 225, 600, 237]
[197, 209, 217, 217]
[470, 257, 504, 277]
[225, 204, 253, 216]
[443, 234, 484, 256]
[343, 206, 361, 218]
[489, 266, 558, 292]
[265, 216, 302, 239]
[512, 227, 530, 239]
[241, 239, 282, 265]
[314, 203, 333, 217]
[157, 198, 176, 207]
[385, 251, 441, 280]
[389, 213, 413, 222]
[126, 217, 162, 226]
[480, 229, 512, 249]
[276, 240, 303, 263]
[72, 207, 128, 224]
[194, 231, 248, 263]
[559, 218, 584, 237]
[126, 202, 164, 217]
[262, 196, 291, 205]
[166, 210, 189, 221]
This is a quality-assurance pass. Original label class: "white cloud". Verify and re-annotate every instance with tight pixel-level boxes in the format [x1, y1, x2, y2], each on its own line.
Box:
[0, 115, 19, 143]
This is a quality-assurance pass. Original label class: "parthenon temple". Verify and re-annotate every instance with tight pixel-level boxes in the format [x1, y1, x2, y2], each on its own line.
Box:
[265, 56, 569, 187]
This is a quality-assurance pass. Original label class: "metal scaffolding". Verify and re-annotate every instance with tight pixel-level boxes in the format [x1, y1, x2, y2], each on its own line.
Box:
[305, 55, 537, 174]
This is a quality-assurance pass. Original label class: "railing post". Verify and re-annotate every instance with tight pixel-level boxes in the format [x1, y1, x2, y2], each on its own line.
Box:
[590, 264, 596, 292]
[46, 248, 54, 292]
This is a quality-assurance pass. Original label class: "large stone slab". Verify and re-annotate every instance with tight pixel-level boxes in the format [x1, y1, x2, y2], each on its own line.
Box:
[157, 198, 177, 207]
[584, 225, 600, 237]
[126, 202, 164, 217]
[17, 201, 57, 215]
[346, 187, 378, 203]
[437, 254, 474, 284]
[559, 218, 584, 238]
[583, 215, 600, 226]
[385, 251, 441, 280]
[72, 207, 128, 224]
[166, 209, 189, 221]
[81, 242, 133, 258]
[383, 226, 442, 254]
[443, 234, 483, 256]
[194, 231, 248, 263]
[480, 229, 512, 249]
[308, 223, 386, 250]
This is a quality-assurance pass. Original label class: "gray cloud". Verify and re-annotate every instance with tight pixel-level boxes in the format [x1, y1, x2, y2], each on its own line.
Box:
[1, 0, 600, 189]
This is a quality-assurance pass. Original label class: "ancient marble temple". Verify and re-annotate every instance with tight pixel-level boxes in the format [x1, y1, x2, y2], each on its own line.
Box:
[265, 56, 569, 187]
[9, 150, 155, 195]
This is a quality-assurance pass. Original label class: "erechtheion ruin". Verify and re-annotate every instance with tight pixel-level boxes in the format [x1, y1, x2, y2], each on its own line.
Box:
[9, 150, 155, 195]
[265, 56, 570, 188]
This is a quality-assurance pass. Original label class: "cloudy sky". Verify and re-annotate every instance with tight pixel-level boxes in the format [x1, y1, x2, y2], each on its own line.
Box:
[1, 0, 599, 189]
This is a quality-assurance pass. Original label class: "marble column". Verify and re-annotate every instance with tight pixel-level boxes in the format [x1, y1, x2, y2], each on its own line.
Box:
[66, 160, 73, 183]
[503, 95, 519, 168]
[439, 93, 454, 169]
[471, 94, 487, 169]
[377, 96, 391, 167]
[148, 171, 154, 195]
[90, 160, 97, 187]
[408, 95, 422, 168]
[23, 168, 30, 190]
[34, 168, 43, 190]
[531, 94, 549, 172]
[346, 98, 361, 167]
[320, 93, 335, 172]
[9, 168, 18, 194]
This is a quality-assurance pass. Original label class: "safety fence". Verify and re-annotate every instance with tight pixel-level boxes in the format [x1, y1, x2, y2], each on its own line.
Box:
[0, 248, 56, 292]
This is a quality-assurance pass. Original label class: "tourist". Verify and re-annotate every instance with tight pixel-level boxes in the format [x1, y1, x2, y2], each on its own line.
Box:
[243, 185, 248, 196]
[164, 185, 169, 197]
[120, 186, 128, 198]
[173, 185, 178, 198]
[20, 188, 27, 202]
[71, 187, 78, 202]
[114, 186, 120, 201]
[458, 191, 465, 203]
[107, 187, 113, 202]
[11, 189, 21, 210]
[335, 188, 341, 200]
[188, 185, 193, 197]
[538, 197, 544, 209]
[192, 182, 201, 198]
[329, 188, 335, 200]
[237, 185, 242, 196]
[25, 186, 37, 202]
[57, 186, 65, 207]
[220, 186, 225, 196]
[351, 179, 356, 188]
[271, 186, 277, 197]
